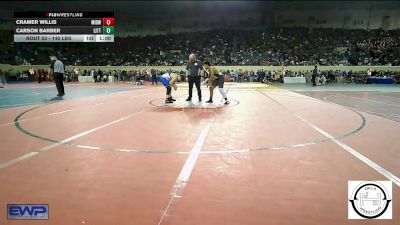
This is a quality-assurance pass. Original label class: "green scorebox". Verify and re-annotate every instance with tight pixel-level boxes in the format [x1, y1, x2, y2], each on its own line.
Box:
[103, 26, 114, 34]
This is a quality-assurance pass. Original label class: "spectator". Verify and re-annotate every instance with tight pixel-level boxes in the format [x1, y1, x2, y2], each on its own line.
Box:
[50, 54, 65, 96]
[0, 69, 6, 87]
[151, 68, 158, 85]
[312, 65, 318, 86]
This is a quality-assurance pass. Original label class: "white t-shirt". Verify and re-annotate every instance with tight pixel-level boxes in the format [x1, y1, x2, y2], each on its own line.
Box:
[161, 73, 177, 81]
[53, 60, 64, 73]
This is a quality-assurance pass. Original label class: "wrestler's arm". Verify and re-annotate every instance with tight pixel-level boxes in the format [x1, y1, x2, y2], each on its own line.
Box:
[170, 75, 178, 90]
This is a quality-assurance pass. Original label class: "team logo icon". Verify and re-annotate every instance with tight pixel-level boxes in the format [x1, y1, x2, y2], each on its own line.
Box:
[348, 181, 392, 219]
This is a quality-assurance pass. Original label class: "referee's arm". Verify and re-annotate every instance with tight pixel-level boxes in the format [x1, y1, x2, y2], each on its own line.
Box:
[199, 62, 205, 79]
[49, 60, 55, 76]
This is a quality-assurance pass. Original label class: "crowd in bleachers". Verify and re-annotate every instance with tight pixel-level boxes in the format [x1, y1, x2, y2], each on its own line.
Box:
[1, 27, 399, 67]
[1, 26, 399, 84]
[221, 69, 399, 84]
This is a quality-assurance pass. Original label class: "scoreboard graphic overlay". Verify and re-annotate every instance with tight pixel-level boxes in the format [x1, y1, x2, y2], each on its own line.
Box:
[14, 12, 114, 42]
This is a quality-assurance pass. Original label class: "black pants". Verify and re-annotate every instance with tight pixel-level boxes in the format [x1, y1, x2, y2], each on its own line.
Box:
[188, 76, 201, 99]
[260, 75, 265, 83]
[54, 73, 65, 95]
[152, 76, 158, 84]
[312, 76, 316, 86]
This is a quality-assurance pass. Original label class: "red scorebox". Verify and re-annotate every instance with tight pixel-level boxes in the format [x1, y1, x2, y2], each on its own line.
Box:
[102, 18, 115, 26]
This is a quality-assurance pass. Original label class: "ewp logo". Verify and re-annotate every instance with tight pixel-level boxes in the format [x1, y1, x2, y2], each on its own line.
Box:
[7, 204, 49, 220]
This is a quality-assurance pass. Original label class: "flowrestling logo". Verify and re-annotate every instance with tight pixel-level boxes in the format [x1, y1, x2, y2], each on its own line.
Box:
[348, 181, 392, 219]
[7, 204, 49, 220]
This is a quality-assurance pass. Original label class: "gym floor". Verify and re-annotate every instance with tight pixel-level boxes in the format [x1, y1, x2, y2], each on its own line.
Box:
[0, 82, 399, 225]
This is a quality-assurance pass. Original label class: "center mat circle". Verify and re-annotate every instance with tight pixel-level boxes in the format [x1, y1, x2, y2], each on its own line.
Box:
[149, 97, 240, 109]
[13, 93, 366, 155]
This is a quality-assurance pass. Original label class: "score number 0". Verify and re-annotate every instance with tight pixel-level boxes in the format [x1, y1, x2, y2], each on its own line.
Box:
[102, 18, 114, 34]
[102, 18, 115, 26]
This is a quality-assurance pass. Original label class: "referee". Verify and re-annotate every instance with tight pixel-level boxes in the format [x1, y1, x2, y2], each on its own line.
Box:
[50, 54, 65, 96]
[186, 53, 203, 101]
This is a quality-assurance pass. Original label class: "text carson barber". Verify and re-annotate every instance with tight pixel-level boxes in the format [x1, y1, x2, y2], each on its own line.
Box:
[15, 28, 61, 33]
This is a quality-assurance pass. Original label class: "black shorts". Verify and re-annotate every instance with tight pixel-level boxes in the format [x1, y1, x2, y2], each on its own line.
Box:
[212, 75, 224, 88]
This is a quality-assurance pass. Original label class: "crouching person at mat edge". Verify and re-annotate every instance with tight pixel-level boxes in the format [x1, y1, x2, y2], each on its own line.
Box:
[204, 61, 229, 104]
[159, 71, 183, 103]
